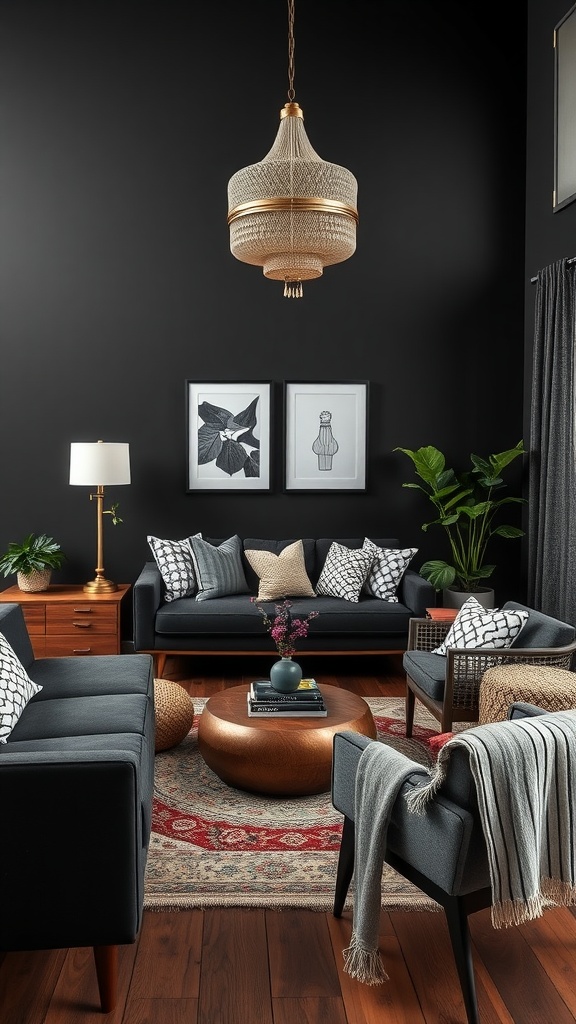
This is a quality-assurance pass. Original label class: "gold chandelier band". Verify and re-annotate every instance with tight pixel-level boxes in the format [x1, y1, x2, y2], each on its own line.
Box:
[227, 197, 359, 225]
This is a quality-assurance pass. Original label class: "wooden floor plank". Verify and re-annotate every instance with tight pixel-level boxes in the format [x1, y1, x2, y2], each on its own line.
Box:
[517, 907, 576, 1016]
[119, 998, 198, 1023]
[272, 997, 348, 1024]
[0, 948, 67, 1024]
[266, 909, 341, 998]
[327, 911, 427, 1024]
[45, 943, 139, 1024]
[127, 911, 203, 1000]
[198, 909, 273, 1024]
[470, 906, 576, 1023]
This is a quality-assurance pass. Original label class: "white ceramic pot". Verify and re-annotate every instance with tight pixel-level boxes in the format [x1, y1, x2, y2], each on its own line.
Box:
[442, 586, 495, 610]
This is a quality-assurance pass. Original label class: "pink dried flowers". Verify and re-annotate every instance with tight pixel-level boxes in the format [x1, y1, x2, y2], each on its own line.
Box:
[251, 597, 319, 658]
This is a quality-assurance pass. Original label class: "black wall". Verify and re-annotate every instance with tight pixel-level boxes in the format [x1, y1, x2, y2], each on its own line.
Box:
[0, 1, 528, 624]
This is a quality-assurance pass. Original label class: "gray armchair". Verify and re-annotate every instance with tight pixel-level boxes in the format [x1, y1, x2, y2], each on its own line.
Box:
[331, 700, 549, 1024]
[404, 601, 576, 734]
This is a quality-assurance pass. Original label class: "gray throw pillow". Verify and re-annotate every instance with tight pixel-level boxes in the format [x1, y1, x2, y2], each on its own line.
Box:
[189, 534, 250, 602]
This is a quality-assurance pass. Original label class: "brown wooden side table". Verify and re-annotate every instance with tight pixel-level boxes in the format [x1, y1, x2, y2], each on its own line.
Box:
[0, 583, 131, 657]
[197, 682, 377, 797]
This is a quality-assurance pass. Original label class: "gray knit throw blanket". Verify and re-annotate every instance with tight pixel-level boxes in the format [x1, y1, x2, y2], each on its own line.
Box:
[342, 741, 429, 985]
[407, 711, 576, 929]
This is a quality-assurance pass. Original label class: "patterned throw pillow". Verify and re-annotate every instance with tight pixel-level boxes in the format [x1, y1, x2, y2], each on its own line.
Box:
[362, 538, 417, 602]
[147, 533, 201, 602]
[0, 631, 42, 743]
[316, 541, 374, 603]
[432, 596, 529, 656]
[189, 534, 250, 602]
[244, 540, 316, 601]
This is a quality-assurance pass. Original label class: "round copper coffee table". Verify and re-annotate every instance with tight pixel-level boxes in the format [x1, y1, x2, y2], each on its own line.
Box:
[197, 683, 376, 797]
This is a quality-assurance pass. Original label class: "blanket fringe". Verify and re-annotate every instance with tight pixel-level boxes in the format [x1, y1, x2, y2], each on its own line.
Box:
[405, 758, 447, 815]
[491, 879, 576, 929]
[343, 933, 389, 985]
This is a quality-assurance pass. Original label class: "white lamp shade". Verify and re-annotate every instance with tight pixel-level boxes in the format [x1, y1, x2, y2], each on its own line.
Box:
[69, 442, 131, 486]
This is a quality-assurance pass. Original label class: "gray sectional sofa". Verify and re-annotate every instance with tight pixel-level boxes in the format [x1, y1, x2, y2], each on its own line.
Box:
[0, 602, 155, 1012]
[133, 536, 434, 675]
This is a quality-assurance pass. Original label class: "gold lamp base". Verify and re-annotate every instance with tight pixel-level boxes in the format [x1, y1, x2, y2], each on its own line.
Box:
[83, 576, 118, 594]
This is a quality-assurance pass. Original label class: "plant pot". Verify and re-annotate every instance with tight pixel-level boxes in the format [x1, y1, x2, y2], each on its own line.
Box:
[17, 569, 52, 593]
[269, 657, 303, 693]
[442, 586, 495, 610]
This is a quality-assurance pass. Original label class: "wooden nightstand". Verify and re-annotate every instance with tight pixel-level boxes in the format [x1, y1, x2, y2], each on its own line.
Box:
[0, 583, 130, 657]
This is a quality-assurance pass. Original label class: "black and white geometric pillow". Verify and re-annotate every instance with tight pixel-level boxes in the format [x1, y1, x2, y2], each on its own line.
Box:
[432, 596, 529, 656]
[316, 541, 374, 603]
[362, 538, 417, 602]
[147, 533, 202, 602]
[0, 631, 42, 743]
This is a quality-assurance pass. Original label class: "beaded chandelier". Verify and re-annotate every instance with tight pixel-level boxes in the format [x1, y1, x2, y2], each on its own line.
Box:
[227, 0, 358, 298]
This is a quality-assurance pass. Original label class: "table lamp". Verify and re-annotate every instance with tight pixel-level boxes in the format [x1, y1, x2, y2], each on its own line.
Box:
[69, 441, 131, 593]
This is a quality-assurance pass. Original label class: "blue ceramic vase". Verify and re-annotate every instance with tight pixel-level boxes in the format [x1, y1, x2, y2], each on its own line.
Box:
[270, 657, 303, 693]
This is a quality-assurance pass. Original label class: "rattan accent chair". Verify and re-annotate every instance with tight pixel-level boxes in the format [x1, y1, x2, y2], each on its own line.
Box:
[404, 601, 576, 734]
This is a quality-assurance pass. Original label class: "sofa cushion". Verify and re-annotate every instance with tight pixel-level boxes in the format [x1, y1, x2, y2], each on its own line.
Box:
[189, 534, 250, 601]
[147, 533, 201, 602]
[362, 539, 418, 602]
[28, 653, 153, 699]
[432, 597, 529, 656]
[7, 692, 150, 743]
[403, 650, 448, 701]
[316, 541, 374, 603]
[244, 539, 316, 600]
[242, 538, 316, 592]
[0, 631, 43, 743]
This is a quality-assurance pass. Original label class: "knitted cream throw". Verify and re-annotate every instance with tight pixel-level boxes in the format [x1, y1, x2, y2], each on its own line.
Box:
[407, 711, 576, 928]
[342, 741, 429, 985]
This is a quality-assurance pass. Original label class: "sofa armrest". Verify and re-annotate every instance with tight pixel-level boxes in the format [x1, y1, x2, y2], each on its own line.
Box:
[133, 561, 163, 651]
[398, 570, 436, 617]
[0, 751, 147, 951]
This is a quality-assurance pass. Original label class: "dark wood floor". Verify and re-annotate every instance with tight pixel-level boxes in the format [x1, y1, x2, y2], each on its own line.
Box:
[3, 653, 576, 1024]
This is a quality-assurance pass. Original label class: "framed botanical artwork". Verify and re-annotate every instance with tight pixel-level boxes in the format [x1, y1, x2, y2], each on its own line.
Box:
[186, 381, 272, 492]
[283, 381, 369, 492]
[554, 3, 576, 211]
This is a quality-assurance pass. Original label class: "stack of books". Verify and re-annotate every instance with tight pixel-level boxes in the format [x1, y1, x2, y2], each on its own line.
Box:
[247, 678, 327, 717]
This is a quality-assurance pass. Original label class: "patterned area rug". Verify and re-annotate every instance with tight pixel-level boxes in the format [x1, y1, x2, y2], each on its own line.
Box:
[144, 696, 447, 912]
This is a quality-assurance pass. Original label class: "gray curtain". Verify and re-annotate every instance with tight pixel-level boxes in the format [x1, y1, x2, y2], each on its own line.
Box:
[528, 257, 576, 624]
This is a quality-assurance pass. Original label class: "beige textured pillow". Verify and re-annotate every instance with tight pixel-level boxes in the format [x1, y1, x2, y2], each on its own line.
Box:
[244, 540, 316, 601]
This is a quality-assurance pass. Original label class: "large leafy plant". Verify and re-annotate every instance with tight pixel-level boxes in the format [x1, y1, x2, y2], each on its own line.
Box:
[394, 441, 525, 592]
[0, 533, 65, 577]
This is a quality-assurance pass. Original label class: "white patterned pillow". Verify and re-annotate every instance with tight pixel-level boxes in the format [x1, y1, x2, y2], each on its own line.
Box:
[0, 632, 42, 743]
[316, 542, 374, 603]
[148, 533, 202, 602]
[432, 596, 529, 656]
[362, 538, 417, 602]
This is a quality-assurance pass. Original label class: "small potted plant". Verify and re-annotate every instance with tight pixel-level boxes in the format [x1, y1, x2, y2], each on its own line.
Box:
[0, 533, 65, 592]
[394, 441, 525, 608]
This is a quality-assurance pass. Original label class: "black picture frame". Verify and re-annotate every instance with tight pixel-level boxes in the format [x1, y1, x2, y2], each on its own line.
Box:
[283, 381, 369, 492]
[554, 3, 576, 212]
[185, 380, 272, 492]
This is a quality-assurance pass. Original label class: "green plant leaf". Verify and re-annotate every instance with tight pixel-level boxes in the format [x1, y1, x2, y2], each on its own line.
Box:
[419, 560, 456, 590]
[394, 446, 445, 486]
[493, 525, 525, 538]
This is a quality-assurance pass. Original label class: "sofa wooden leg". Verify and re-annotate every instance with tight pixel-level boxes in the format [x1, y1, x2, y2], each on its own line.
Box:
[155, 653, 167, 678]
[93, 944, 118, 1013]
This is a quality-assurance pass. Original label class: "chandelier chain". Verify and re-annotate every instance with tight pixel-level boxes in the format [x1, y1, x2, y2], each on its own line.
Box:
[287, 0, 295, 101]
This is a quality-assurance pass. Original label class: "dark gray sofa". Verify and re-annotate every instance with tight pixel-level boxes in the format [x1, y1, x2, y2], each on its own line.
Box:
[0, 602, 155, 1013]
[133, 536, 434, 674]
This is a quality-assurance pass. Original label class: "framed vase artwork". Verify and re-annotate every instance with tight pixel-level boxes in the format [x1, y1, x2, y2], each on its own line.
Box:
[283, 381, 369, 492]
[186, 381, 272, 492]
[554, 2, 576, 211]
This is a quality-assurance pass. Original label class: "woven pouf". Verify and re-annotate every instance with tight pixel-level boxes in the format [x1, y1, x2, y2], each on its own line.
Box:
[154, 679, 195, 752]
[479, 665, 576, 724]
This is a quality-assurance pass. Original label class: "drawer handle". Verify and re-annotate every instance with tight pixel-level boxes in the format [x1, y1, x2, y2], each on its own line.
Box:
[73, 648, 92, 654]
[72, 621, 92, 629]
[73, 607, 93, 614]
